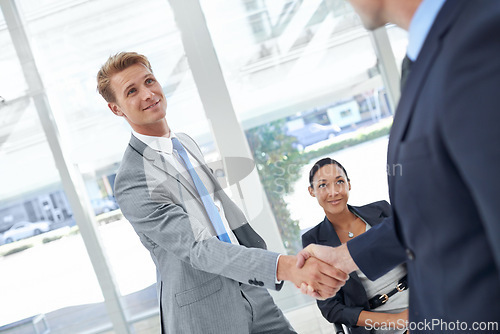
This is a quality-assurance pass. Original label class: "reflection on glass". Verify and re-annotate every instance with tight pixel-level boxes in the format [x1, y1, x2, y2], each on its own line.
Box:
[0, 0, 196, 331]
[200, 0, 396, 253]
[0, 99, 109, 331]
[0, 0, 409, 330]
[0, 13, 28, 100]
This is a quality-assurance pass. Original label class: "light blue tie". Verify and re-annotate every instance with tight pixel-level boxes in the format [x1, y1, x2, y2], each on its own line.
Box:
[171, 137, 232, 243]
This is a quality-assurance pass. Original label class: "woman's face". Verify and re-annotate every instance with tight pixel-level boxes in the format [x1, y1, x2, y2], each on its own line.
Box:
[309, 164, 351, 216]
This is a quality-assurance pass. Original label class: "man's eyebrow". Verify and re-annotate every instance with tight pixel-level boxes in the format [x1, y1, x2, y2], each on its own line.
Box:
[122, 74, 151, 96]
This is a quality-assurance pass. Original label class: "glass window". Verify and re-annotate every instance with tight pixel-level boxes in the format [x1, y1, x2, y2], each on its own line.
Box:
[18, 0, 216, 284]
[0, 8, 110, 331]
[386, 23, 409, 75]
[200, 0, 395, 254]
[2, 0, 218, 331]
[1, 0, 407, 330]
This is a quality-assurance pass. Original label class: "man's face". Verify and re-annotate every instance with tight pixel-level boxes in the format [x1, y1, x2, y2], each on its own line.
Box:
[348, 0, 387, 30]
[108, 63, 167, 135]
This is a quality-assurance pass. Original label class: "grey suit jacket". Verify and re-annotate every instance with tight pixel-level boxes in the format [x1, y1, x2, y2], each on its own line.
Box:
[114, 133, 283, 333]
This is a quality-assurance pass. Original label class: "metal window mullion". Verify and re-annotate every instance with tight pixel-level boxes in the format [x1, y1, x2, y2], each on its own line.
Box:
[0, 0, 132, 332]
[369, 26, 401, 113]
[167, 0, 287, 254]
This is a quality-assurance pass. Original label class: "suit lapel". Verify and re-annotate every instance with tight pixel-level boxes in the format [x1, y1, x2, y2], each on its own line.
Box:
[177, 134, 222, 194]
[135, 132, 230, 222]
[317, 217, 342, 247]
[176, 134, 249, 231]
[388, 0, 465, 198]
[349, 205, 386, 227]
[128, 134, 201, 203]
[316, 216, 363, 284]
[317, 206, 386, 246]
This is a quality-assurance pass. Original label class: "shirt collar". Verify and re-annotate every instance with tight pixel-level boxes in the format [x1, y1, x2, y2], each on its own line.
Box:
[407, 0, 446, 61]
[132, 130, 176, 155]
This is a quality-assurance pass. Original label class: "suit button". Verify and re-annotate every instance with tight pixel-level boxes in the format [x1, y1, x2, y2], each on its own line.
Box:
[406, 248, 415, 260]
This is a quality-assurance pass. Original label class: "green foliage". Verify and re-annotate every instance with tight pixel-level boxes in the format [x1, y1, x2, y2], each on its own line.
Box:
[246, 119, 392, 254]
[42, 235, 63, 243]
[3, 245, 32, 256]
[246, 119, 309, 254]
[68, 226, 80, 236]
[303, 123, 391, 162]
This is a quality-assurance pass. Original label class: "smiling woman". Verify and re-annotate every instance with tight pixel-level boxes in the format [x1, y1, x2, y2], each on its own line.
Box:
[303, 157, 409, 334]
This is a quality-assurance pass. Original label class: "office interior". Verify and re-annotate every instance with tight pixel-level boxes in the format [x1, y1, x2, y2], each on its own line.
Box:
[0, 0, 408, 333]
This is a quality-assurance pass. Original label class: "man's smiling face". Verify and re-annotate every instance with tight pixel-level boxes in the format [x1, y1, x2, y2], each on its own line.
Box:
[107, 63, 168, 135]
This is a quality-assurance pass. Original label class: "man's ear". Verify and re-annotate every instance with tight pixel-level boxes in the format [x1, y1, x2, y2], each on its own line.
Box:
[308, 186, 316, 197]
[108, 102, 124, 117]
[348, 181, 351, 191]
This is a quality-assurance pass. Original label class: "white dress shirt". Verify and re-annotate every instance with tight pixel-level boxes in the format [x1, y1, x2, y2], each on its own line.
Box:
[407, 0, 446, 61]
[132, 130, 239, 245]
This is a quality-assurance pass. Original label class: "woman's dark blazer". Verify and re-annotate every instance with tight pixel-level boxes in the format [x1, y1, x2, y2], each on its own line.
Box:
[301, 200, 392, 334]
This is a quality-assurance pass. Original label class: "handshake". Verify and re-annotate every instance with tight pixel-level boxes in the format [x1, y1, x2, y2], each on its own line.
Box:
[277, 243, 359, 300]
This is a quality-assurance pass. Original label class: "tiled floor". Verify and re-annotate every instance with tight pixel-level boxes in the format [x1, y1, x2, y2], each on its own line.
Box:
[127, 302, 336, 334]
[268, 283, 338, 334]
[1, 283, 337, 334]
[284, 302, 336, 334]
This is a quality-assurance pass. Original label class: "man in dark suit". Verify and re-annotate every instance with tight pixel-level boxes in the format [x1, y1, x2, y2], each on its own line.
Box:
[299, 0, 500, 332]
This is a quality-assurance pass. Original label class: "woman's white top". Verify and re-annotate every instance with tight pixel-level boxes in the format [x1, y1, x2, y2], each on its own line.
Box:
[354, 222, 409, 334]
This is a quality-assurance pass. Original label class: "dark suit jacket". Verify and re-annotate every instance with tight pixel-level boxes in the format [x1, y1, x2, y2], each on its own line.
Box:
[348, 0, 500, 330]
[302, 201, 392, 334]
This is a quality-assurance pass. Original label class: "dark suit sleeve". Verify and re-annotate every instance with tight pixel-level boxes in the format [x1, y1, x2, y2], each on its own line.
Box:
[302, 230, 363, 327]
[347, 215, 406, 281]
[439, 15, 500, 273]
[376, 200, 392, 217]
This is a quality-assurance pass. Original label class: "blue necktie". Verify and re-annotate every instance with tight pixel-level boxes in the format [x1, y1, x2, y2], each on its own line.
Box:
[401, 54, 413, 92]
[171, 137, 232, 243]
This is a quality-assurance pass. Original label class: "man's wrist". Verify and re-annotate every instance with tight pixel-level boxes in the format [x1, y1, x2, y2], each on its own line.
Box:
[338, 243, 358, 273]
[276, 254, 295, 281]
[275, 254, 283, 284]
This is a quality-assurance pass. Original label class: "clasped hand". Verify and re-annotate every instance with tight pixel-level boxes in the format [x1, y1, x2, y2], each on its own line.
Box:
[293, 243, 358, 299]
[277, 244, 351, 300]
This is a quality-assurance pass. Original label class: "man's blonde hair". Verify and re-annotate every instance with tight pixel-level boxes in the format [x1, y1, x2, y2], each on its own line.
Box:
[97, 52, 152, 103]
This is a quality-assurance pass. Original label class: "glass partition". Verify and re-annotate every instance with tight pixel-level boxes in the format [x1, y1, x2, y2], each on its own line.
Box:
[0, 8, 110, 331]
[1, 0, 217, 332]
[200, 0, 398, 253]
[0, 0, 408, 331]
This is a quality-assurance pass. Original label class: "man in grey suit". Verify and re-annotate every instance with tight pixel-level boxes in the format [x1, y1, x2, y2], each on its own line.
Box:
[96, 52, 348, 333]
